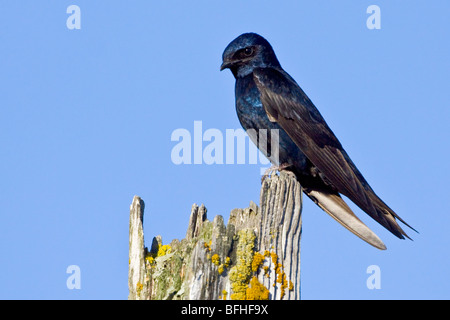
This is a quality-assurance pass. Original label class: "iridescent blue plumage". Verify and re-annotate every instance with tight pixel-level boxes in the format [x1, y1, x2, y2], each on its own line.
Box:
[221, 32, 415, 249]
[234, 73, 308, 173]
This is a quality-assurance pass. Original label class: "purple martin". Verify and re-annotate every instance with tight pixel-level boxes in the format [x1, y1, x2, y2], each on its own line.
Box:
[220, 33, 415, 249]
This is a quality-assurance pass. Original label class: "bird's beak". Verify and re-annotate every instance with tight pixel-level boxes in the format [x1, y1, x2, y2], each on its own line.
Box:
[220, 60, 233, 71]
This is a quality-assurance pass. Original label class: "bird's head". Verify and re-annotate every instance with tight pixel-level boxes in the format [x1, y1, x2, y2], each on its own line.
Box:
[220, 33, 281, 78]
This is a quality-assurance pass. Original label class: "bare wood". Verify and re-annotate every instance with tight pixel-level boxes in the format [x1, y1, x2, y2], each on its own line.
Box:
[128, 196, 148, 300]
[258, 171, 302, 300]
[127, 172, 302, 300]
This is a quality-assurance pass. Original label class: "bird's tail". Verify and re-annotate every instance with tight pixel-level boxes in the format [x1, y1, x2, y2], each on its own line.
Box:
[365, 191, 417, 240]
[304, 187, 387, 250]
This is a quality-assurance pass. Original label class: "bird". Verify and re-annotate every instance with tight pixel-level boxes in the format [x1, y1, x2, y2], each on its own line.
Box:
[220, 32, 415, 250]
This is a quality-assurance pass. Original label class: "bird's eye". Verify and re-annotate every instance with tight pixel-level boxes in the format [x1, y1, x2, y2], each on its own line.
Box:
[244, 47, 254, 56]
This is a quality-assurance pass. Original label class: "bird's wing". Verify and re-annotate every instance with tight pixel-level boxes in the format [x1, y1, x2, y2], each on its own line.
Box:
[253, 67, 411, 239]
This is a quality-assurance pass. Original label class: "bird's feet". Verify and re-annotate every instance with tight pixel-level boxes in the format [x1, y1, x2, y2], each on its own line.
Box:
[261, 163, 292, 184]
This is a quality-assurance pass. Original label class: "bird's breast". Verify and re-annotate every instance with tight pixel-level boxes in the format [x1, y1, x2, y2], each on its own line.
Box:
[234, 74, 309, 171]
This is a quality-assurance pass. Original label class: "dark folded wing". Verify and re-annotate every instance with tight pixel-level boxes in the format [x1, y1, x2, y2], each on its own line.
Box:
[253, 67, 411, 238]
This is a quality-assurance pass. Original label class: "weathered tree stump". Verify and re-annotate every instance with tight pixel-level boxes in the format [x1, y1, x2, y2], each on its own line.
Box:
[128, 171, 302, 300]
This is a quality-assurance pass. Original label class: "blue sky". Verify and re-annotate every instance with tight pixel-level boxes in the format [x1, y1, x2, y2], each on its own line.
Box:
[1, 1, 449, 299]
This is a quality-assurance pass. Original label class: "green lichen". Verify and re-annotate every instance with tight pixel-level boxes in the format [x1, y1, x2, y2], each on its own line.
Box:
[143, 238, 188, 300]
[150, 253, 184, 300]
[229, 229, 257, 300]
[198, 221, 213, 243]
[228, 229, 273, 300]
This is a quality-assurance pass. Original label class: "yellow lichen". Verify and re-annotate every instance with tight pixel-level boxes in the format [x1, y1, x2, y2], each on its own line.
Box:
[251, 252, 265, 272]
[218, 256, 230, 275]
[157, 244, 171, 257]
[143, 242, 171, 270]
[275, 263, 283, 277]
[246, 276, 269, 300]
[218, 264, 225, 275]
[271, 252, 278, 266]
[228, 234, 294, 300]
[211, 254, 220, 266]
[278, 272, 288, 299]
[289, 280, 294, 291]
[145, 256, 155, 265]
[270, 254, 288, 299]
[136, 282, 143, 296]
[203, 240, 212, 251]
[262, 265, 269, 275]
[253, 250, 294, 299]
